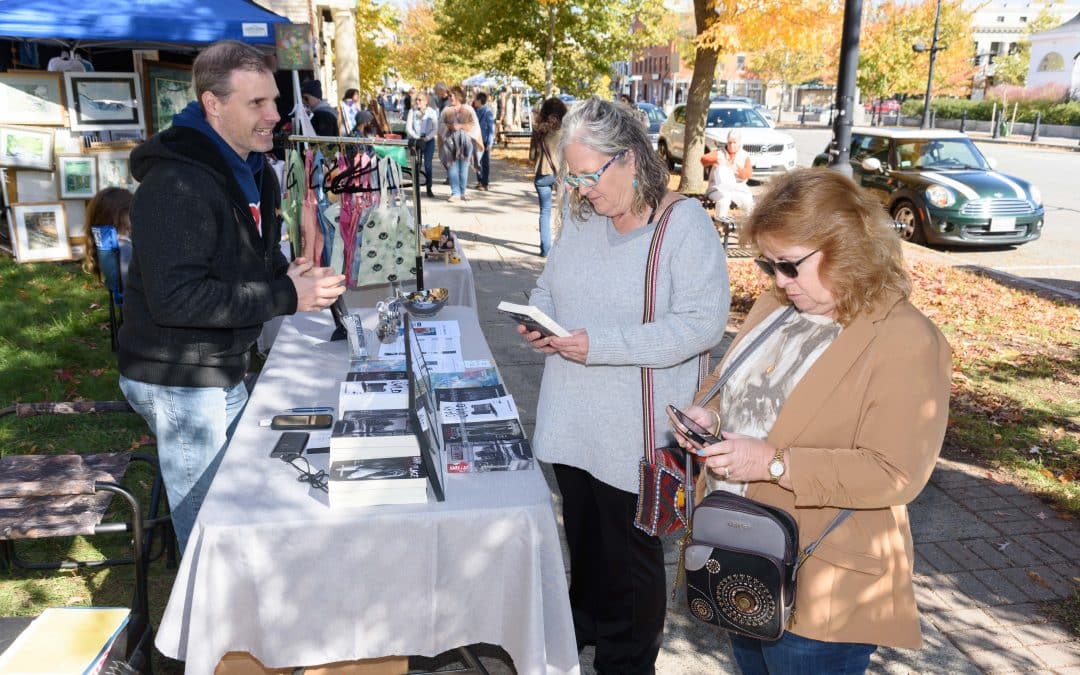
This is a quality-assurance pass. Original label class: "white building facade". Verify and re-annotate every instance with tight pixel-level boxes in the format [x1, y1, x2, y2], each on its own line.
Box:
[1027, 11, 1080, 96]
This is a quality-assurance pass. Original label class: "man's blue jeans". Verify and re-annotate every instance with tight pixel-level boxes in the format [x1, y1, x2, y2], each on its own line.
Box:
[730, 631, 877, 675]
[477, 148, 491, 187]
[534, 173, 556, 256]
[119, 376, 248, 554]
[448, 159, 470, 198]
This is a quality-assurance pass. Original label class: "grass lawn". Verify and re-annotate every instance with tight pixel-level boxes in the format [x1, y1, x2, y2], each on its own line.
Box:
[1, 200, 1078, 656]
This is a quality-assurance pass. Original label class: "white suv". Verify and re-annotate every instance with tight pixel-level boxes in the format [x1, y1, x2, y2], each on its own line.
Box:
[657, 101, 797, 178]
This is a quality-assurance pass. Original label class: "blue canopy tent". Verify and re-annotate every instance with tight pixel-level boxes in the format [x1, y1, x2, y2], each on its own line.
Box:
[0, 0, 290, 49]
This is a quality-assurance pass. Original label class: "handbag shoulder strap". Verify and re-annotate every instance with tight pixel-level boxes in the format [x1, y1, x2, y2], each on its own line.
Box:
[639, 196, 689, 463]
[794, 509, 854, 575]
[683, 305, 795, 524]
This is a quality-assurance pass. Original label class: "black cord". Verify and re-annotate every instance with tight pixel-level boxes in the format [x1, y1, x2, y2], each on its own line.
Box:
[280, 453, 328, 492]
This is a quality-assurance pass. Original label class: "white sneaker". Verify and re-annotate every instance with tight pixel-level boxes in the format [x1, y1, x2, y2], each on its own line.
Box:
[447, 195, 460, 203]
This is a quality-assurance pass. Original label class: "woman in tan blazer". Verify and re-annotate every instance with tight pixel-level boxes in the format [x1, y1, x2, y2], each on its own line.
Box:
[676, 168, 951, 673]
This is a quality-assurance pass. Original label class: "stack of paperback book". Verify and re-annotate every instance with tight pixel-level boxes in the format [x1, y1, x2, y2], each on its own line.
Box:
[330, 362, 429, 507]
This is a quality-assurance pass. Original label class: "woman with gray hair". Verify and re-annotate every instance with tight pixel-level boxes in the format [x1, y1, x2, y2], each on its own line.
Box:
[513, 97, 730, 672]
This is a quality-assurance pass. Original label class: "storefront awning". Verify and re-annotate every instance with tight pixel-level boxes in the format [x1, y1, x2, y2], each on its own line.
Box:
[0, 0, 289, 47]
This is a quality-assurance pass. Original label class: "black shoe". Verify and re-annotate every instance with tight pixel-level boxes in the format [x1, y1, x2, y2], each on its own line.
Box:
[425, 189, 434, 198]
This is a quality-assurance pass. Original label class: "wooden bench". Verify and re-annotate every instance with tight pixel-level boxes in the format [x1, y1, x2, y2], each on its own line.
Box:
[497, 130, 532, 147]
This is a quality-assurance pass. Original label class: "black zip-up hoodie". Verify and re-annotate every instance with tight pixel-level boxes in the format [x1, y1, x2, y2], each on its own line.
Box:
[118, 126, 297, 387]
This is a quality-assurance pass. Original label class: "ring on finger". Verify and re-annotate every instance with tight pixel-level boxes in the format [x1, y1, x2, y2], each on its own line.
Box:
[723, 467, 731, 480]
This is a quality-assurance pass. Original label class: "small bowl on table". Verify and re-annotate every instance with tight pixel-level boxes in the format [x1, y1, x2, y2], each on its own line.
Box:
[401, 288, 449, 317]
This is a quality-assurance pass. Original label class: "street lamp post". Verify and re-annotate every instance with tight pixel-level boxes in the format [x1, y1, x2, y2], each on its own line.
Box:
[913, 0, 945, 129]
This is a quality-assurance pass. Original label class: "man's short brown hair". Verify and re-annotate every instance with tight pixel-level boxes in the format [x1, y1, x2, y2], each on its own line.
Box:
[193, 40, 273, 110]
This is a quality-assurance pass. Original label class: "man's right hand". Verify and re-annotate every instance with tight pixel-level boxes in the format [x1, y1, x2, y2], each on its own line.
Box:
[287, 258, 346, 312]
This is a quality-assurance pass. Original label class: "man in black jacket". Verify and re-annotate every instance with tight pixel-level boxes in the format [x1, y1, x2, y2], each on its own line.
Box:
[118, 40, 345, 553]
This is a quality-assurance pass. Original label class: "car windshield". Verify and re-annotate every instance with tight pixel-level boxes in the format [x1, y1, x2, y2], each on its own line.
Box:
[894, 138, 988, 171]
[706, 107, 770, 128]
[640, 106, 667, 123]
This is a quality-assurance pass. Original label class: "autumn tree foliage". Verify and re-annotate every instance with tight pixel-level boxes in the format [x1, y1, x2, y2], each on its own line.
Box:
[392, 1, 471, 89]
[354, 0, 399, 94]
[436, 0, 669, 97]
[857, 0, 976, 101]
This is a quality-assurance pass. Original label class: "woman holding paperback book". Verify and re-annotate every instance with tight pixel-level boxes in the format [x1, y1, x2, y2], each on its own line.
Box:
[518, 97, 729, 673]
[674, 169, 950, 673]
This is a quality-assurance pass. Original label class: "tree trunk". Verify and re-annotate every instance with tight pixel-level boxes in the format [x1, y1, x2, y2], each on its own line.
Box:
[678, 2, 719, 194]
[544, 6, 555, 97]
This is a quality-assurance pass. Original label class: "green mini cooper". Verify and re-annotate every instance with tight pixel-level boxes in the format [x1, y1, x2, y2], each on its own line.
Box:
[814, 128, 1044, 246]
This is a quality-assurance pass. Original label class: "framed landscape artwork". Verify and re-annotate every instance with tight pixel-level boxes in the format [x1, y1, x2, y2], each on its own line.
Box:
[64, 72, 145, 131]
[57, 154, 97, 199]
[11, 202, 71, 262]
[0, 72, 66, 126]
[143, 61, 194, 135]
[93, 150, 135, 190]
[0, 125, 55, 171]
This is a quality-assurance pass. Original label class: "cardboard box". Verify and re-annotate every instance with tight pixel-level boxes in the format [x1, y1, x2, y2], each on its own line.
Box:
[215, 651, 408, 675]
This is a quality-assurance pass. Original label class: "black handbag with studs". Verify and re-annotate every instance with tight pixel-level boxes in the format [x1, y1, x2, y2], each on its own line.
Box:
[682, 488, 853, 641]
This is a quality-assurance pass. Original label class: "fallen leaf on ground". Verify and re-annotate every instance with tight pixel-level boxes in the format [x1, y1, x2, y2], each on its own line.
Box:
[1028, 570, 1051, 588]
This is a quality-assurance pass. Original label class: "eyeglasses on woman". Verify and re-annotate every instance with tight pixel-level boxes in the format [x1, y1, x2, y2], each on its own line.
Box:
[754, 249, 820, 279]
[564, 150, 627, 189]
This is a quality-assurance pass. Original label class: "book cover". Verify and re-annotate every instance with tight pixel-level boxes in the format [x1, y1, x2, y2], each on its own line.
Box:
[431, 367, 501, 390]
[330, 410, 419, 449]
[339, 380, 408, 412]
[328, 455, 426, 486]
[441, 419, 526, 444]
[435, 384, 507, 403]
[446, 439, 534, 473]
[496, 301, 570, 338]
[0, 607, 129, 675]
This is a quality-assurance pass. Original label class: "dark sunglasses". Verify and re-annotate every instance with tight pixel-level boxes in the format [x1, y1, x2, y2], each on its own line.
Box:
[754, 250, 820, 278]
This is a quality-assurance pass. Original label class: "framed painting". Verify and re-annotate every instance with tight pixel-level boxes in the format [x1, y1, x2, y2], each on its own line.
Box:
[0, 125, 55, 170]
[93, 150, 135, 191]
[64, 72, 145, 131]
[11, 202, 71, 262]
[275, 23, 314, 70]
[58, 154, 98, 199]
[0, 72, 66, 126]
[142, 61, 194, 135]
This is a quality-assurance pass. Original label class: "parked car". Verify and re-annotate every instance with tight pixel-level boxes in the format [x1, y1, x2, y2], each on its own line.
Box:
[864, 99, 901, 114]
[635, 101, 667, 148]
[657, 101, 797, 177]
[754, 103, 775, 124]
[812, 127, 1044, 246]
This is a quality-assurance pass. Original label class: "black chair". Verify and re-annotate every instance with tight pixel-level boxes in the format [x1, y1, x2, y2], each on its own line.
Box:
[0, 399, 174, 673]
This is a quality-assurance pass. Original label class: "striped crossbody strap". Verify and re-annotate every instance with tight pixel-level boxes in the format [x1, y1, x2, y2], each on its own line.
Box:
[640, 197, 703, 464]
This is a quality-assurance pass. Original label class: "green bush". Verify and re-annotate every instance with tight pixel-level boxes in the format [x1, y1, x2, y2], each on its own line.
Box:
[915, 97, 1080, 125]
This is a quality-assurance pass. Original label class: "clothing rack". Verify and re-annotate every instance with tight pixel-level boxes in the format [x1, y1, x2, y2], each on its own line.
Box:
[287, 134, 425, 290]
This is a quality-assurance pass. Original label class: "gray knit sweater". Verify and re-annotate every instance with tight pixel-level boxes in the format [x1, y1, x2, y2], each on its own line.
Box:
[530, 199, 730, 493]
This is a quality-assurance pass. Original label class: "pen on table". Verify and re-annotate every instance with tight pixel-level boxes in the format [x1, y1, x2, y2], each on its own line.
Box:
[286, 406, 334, 414]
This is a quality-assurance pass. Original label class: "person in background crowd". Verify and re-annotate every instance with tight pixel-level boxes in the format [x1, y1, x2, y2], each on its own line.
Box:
[438, 85, 481, 203]
[340, 87, 361, 135]
[83, 186, 133, 289]
[619, 93, 649, 129]
[529, 97, 567, 257]
[676, 168, 950, 674]
[433, 82, 450, 112]
[300, 79, 338, 136]
[118, 40, 346, 554]
[520, 97, 729, 673]
[407, 90, 438, 198]
[473, 91, 495, 191]
[704, 129, 754, 218]
[402, 87, 414, 119]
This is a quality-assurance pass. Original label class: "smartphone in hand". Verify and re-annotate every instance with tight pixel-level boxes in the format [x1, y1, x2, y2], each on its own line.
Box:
[666, 405, 721, 446]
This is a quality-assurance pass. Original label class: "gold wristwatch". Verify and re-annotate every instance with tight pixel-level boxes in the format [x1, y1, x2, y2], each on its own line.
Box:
[768, 448, 786, 484]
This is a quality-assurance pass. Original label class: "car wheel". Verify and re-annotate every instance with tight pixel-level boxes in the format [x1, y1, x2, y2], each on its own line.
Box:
[657, 140, 675, 171]
[891, 200, 927, 245]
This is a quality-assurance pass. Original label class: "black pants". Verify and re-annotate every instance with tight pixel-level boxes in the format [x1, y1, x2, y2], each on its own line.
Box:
[553, 463, 666, 675]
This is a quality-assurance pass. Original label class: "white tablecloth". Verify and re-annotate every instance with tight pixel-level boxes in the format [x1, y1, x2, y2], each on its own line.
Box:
[156, 306, 578, 675]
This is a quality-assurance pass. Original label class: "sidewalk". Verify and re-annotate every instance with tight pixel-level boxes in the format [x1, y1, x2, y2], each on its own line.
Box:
[421, 156, 1080, 674]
